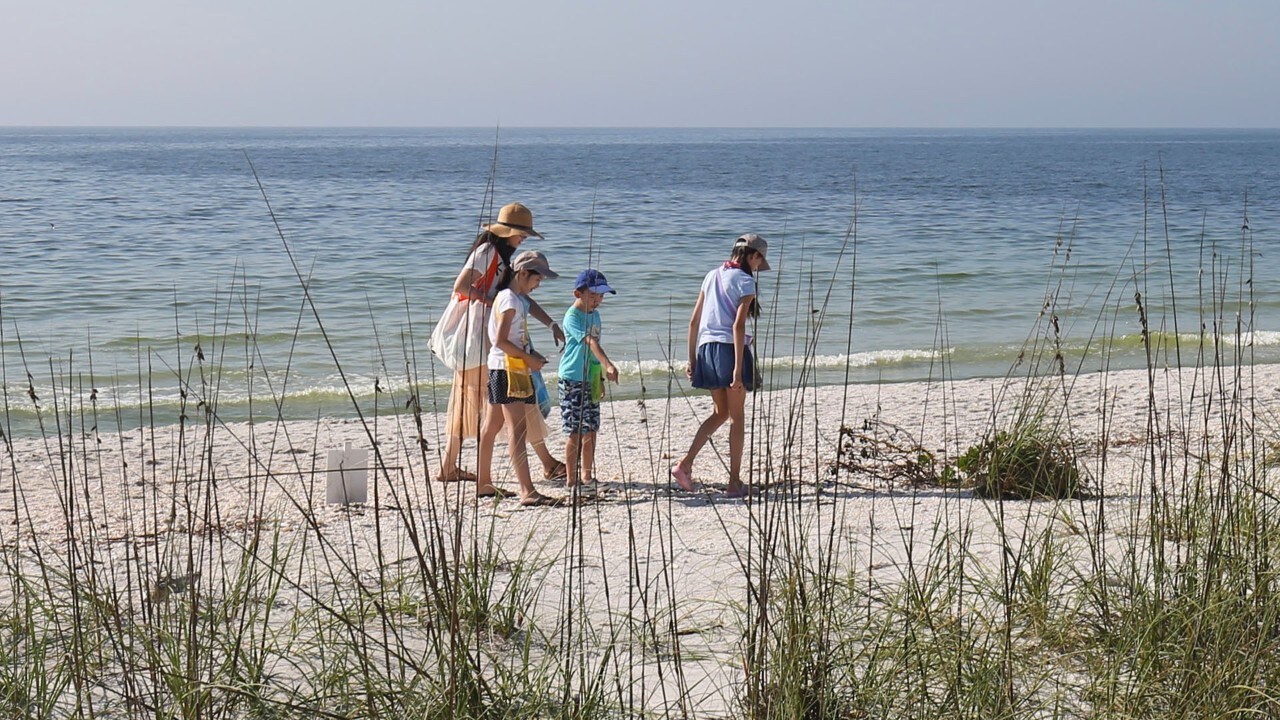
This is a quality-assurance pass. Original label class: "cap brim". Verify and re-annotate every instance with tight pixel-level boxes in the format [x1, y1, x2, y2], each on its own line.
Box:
[757, 258, 771, 271]
[593, 284, 616, 294]
[536, 268, 560, 279]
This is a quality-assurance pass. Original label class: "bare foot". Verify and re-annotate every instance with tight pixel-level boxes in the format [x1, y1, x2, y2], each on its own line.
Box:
[670, 464, 694, 491]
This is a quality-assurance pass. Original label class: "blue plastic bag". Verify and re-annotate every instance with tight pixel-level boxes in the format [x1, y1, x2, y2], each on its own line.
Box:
[532, 369, 552, 418]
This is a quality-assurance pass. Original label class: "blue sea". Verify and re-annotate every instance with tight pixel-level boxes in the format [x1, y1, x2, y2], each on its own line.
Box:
[2, 127, 1278, 434]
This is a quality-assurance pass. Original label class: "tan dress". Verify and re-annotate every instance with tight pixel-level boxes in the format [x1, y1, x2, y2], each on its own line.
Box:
[444, 244, 549, 444]
[446, 367, 548, 443]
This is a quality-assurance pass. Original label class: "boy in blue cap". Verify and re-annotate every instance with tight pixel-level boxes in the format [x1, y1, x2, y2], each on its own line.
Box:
[558, 269, 620, 487]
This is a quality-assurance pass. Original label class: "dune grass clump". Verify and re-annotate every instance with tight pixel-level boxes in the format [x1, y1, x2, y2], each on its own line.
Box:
[742, 562, 863, 719]
[957, 424, 1082, 500]
[1074, 481, 1280, 717]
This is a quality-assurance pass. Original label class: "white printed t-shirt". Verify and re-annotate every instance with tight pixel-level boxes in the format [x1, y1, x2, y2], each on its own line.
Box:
[487, 289, 530, 369]
[697, 265, 756, 347]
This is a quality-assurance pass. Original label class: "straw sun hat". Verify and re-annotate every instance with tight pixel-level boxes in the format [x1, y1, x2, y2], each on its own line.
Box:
[483, 202, 544, 239]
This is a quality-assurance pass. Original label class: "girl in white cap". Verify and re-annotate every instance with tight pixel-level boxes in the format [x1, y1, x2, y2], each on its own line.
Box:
[670, 234, 771, 498]
[436, 203, 568, 484]
[477, 250, 565, 506]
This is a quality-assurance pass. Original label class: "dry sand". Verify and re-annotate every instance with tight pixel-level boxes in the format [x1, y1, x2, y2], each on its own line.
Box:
[3, 362, 1277, 713]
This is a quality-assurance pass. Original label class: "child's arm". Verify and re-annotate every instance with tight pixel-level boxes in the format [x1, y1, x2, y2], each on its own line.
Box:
[686, 291, 706, 379]
[495, 309, 546, 370]
[730, 294, 754, 389]
[526, 298, 566, 348]
[585, 336, 619, 383]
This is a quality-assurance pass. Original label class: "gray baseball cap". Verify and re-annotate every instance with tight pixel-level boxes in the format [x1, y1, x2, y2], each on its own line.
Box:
[512, 250, 560, 279]
[734, 233, 772, 271]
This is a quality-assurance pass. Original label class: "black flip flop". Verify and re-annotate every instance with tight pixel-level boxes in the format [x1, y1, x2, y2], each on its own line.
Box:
[477, 487, 515, 499]
[521, 494, 565, 507]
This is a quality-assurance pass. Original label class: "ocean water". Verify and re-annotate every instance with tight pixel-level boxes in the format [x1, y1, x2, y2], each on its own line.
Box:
[1, 127, 1278, 434]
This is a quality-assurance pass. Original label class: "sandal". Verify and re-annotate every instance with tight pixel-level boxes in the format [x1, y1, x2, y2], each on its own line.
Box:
[723, 485, 756, 500]
[543, 461, 568, 481]
[439, 470, 478, 483]
[521, 493, 566, 507]
[477, 487, 515, 499]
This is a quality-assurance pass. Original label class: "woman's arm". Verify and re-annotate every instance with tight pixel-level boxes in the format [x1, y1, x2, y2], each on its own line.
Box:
[730, 294, 754, 389]
[686, 291, 706, 379]
[451, 267, 485, 302]
[527, 297, 566, 347]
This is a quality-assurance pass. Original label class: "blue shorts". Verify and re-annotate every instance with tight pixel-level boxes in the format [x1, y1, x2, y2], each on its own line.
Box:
[488, 369, 536, 405]
[558, 379, 601, 433]
[691, 343, 759, 391]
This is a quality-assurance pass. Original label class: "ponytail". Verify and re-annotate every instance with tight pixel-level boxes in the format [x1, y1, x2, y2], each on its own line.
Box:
[727, 246, 762, 319]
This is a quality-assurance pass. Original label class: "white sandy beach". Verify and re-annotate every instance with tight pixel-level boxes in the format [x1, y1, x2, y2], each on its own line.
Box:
[2, 362, 1276, 714]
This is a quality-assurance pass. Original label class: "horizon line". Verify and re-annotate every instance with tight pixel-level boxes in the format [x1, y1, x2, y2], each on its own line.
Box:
[3, 124, 1279, 132]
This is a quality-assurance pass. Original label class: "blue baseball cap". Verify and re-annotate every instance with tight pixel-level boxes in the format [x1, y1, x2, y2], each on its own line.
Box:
[574, 268, 616, 294]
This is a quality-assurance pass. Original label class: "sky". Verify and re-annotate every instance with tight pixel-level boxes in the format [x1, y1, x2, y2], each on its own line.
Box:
[2, 0, 1277, 128]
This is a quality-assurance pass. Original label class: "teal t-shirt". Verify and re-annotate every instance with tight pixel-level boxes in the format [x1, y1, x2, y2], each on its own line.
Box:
[558, 305, 602, 382]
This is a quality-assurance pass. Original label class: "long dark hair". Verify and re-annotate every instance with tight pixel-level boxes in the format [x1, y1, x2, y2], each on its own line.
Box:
[469, 230, 516, 289]
[728, 245, 762, 318]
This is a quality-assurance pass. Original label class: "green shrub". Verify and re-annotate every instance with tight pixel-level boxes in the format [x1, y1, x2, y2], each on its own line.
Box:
[957, 428, 1082, 500]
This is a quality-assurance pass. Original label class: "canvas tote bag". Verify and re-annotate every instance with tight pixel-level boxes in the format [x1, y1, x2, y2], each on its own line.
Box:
[429, 254, 500, 371]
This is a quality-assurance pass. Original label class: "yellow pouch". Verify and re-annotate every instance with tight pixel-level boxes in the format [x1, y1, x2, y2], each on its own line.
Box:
[505, 355, 534, 398]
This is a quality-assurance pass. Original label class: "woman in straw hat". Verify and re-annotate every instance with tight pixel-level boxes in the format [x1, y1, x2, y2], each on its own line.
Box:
[438, 202, 568, 483]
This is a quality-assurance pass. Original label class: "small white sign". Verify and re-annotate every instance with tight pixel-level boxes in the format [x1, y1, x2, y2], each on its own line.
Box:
[326, 442, 368, 504]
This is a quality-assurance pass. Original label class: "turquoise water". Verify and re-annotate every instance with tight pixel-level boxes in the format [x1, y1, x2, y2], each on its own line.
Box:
[1, 127, 1278, 434]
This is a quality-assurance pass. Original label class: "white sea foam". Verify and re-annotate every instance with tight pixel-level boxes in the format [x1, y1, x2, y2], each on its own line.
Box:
[1107, 329, 1280, 350]
[585, 348, 948, 380]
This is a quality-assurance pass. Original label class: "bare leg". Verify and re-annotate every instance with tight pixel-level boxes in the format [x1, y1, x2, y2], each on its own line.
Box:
[525, 405, 563, 477]
[502, 404, 536, 499]
[442, 432, 464, 480]
[441, 368, 482, 481]
[533, 440, 560, 475]
[581, 431, 597, 483]
[476, 403, 505, 496]
[724, 386, 748, 494]
[675, 389, 730, 476]
[565, 433, 582, 487]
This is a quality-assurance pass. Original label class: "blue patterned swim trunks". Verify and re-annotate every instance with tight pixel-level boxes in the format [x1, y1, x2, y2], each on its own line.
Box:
[558, 378, 601, 433]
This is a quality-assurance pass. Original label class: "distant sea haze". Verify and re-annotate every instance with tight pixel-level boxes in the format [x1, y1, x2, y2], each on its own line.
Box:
[1, 127, 1277, 432]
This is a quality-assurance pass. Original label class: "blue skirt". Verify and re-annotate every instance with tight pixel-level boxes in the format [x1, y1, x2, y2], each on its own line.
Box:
[691, 342, 758, 391]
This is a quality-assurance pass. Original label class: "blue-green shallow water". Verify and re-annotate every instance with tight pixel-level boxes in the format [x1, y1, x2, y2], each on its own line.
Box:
[1, 127, 1277, 436]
